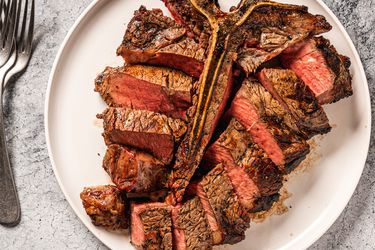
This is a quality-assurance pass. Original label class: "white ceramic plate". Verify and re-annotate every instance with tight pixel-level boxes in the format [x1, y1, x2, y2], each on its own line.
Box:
[45, 0, 371, 249]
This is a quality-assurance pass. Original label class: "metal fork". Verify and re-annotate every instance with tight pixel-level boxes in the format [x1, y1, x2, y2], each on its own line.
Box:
[0, 0, 34, 227]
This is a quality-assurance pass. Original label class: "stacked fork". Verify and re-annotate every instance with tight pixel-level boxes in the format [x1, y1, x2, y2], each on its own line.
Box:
[0, 0, 34, 227]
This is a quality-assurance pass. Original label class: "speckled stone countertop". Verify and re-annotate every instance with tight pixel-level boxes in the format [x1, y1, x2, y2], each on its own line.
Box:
[0, 0, 373, 249]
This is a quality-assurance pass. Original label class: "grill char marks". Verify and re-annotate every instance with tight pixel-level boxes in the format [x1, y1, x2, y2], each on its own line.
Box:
[95, 66, 195, 120]
[117, 6, 206, 78]
[204, 119, 283, 211]
[103, 145, 168, 193]
[131, 202, 173, 250]
[172, 197, 213, 249]
[281, 37, 353, 104]
[200, 164, 250, 245]
[230, 78, 310, 170]
[80, 185, 128, 230]
[99, 107, 187, 164]
[237, 2, 332, 74]
[258, 68, 331, 138]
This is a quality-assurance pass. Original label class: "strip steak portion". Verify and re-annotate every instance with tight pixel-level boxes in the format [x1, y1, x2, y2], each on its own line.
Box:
[229, 78, 310, 170]
[80, 185, 128, 230]
[99, 108, 187, 164]
[103, 145, 168, 193]
[172, 197, 213, 249]
[95, 66, 195, 120]
[117, 6, 206, 78]
[200, 164, 250, 245]
[204, 119, 283, 212]
[131, 202, 173, 250]
[258, 68, 331, 138]
[281, 37, 353, 104]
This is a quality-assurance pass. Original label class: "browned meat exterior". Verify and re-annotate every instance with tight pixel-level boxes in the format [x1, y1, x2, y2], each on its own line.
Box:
[230, 78, 310, 171]
[162, 0, 211, 43]
[117, 6, 206, 78]
[172, 197, 213, 249]
[99, 108, 187, 164]
[204, 119, 283, 212]
[95, 66, 195, 120]
[103, 145, 168, 193]
[200, 164, 250, 245]
[258, 68, 331, 138]
[80, 185, 128, 230]
[131, 202, 173, 250]
[281, 37, 353, 104]
[235, 2, 331, 74]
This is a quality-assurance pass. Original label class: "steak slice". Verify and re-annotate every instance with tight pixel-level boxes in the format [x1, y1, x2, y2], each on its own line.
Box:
[99, 108, 187, 164]
[200, 164, 250, 245]
[95, 66, 195, 120]
[204, 119, 283, 212]
[80, 185, 128, 230]
[235, 3, 332, 74]
[258, 68, 331, 138]
[131, 202, 173, 250]
[117, 6, 206, 78]
[171, 197, 213, 250]
[229, 78, 310, 171]
[281, 37, 353, 104]
[103, 145, 168, 193]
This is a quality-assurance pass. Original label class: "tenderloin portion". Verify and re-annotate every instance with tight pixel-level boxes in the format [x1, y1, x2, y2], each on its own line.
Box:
[200, 164, 250, 245]
[99, 108, 187, 164]
[204, 119, 283, 212]
[117, 6, 206, 78]
[131, 202, 173, 250]
[229, 78, 310, 170]
[103, 145, 168, 193]
[95, 66, 194, 120]
[258, 68, 331, 138]
[172, 197, 213, 250]
[237, 3, 332, 74]
[80, 185, 128, 230]
[281, 37, 353, 104]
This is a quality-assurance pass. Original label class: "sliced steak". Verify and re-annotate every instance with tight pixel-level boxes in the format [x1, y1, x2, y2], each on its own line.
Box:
[204, 119, 283, 211]
[171, 197, 213, 250]
[236, 3, 332, 74]
[99, 108, 187, 164]
[117, 6, 206, 78]
[131, 202, 173, 250]
[80, 185, 128, 230]
[200, 164, 250, 245]
[229, 78, 310, 171]
[258, 68, 331, 138]
[95, 66, 195, 120]
[103, 145, 168, 193]
[281, 37, 353, 104]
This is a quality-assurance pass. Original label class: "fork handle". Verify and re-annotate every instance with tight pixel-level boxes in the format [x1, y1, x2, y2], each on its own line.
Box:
[0, 79, 20, 226]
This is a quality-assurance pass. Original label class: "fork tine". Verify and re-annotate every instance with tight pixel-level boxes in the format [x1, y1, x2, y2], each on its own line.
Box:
[19, 0, 27, 46]
[5, 0, 17, 44]
[24, 0, 33, 52]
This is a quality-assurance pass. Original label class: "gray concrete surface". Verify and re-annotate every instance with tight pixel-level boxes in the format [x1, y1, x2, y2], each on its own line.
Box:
[0, 0, 373, 249]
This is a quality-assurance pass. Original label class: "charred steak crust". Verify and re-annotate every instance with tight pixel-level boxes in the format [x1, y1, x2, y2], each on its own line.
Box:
[258, 68, 331, 138]
[237, 2, 332, 74]
[95, 65, 195, 120]
[103, 145, 168, 193]
[201, 164, 250, 245]
[174, 197, 214, 249]
[132, 203, 173, 250]
[117, 6, 206, 78]
[80, 185, 128, 230]
[99, 107, 187, 164]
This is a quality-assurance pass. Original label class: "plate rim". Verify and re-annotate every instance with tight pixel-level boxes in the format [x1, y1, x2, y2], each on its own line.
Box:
[44, 0, 372, 249]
